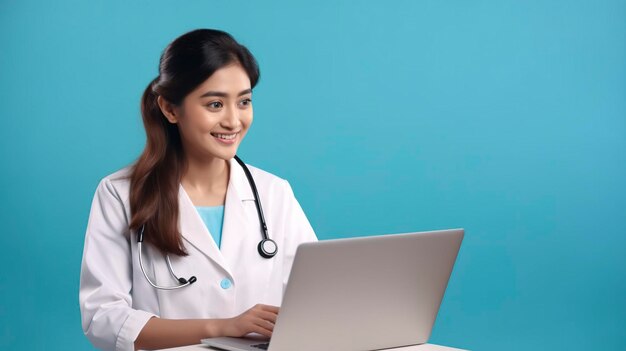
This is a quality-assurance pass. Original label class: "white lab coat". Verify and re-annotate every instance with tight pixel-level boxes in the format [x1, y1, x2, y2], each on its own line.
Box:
[79, 158, 317, 351]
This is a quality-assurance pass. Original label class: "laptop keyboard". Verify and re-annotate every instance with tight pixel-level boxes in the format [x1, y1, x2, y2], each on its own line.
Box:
[251, 343, 269, 350]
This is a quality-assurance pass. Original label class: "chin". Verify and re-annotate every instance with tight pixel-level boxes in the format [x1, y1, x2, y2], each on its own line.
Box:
[215, 150, 238, 161]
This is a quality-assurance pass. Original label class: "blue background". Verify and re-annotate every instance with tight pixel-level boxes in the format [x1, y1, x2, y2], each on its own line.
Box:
[1, 1, 624, 350]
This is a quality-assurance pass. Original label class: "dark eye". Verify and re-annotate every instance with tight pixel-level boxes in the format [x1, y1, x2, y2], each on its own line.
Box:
[239, 98, 252, 107]
[206, 101, 223, 109]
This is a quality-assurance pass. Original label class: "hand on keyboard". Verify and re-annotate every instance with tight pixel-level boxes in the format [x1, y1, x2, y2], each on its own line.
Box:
[221, 304, 279, 338]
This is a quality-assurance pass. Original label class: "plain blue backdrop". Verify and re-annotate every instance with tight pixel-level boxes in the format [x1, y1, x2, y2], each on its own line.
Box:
[1, 1, 624, 350]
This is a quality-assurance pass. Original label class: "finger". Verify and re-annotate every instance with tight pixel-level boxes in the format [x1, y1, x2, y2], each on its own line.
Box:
[256, 310, 278, 324]
[250, 321, 273, 337]
[253, 314, 276, 330]
[258, 304, 280, 314]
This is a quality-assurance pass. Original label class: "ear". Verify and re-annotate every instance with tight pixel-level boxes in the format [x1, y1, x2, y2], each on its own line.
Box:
[157, 95, 179, 124]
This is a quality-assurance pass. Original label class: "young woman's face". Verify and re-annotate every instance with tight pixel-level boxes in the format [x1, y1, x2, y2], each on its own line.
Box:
[166, 63, 253, 162]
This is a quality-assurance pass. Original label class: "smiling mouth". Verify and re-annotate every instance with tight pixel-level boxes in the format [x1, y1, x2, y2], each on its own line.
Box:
[210, 132, 238, 140]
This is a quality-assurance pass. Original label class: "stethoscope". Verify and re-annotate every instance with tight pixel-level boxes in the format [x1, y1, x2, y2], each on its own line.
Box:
[137, 155, 278, 290]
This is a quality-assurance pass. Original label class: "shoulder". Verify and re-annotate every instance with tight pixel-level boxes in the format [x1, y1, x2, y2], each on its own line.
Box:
[104, 166, 133, 182]
[243, 163, 295, 197]
[93, 166, 133, 202]
[86, 166, 135, 230]
[245, 164, 286, 184]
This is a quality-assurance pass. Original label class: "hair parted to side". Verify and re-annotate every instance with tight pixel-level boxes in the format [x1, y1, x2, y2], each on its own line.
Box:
[129, 29, 260, 255]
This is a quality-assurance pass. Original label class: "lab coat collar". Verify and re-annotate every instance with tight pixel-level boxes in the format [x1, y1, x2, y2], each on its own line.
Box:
[177, 158, 255, 278]
[225, 157, 255, 201]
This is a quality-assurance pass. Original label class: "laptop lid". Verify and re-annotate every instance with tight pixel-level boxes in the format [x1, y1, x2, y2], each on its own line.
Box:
[266, 228, 464, 351]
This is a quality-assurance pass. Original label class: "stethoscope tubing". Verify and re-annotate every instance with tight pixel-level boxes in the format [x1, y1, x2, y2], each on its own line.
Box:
[234, 155, 278, 259]
[136, 155, 277, 290]
[234, 155, 270, 240]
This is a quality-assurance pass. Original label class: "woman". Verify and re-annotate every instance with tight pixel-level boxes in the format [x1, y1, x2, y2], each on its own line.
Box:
[79, 29, 317, 351]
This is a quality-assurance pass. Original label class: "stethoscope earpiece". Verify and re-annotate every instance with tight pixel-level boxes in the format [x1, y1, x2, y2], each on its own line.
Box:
[178, 276, 197, 284]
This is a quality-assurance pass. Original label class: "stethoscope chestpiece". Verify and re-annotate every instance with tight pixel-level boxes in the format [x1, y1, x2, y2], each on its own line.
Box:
[258, 238, 278, 259]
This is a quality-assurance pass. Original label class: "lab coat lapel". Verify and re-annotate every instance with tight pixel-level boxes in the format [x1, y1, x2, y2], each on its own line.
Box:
[178, 184, 232, 276]
[220, 158, 257, 270]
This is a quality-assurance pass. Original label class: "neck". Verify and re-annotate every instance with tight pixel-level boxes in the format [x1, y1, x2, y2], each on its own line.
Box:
[181, 155, 230, 206]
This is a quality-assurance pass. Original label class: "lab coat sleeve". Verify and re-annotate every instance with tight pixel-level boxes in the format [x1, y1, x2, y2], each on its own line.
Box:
[281, 180, 318, 291]
[79, 178, 156, 351]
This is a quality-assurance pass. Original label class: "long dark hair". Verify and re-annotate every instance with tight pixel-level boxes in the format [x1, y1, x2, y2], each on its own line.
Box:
[129, 29, 260, 255]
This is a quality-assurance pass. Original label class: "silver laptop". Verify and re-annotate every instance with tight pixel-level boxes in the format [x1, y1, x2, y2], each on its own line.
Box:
[202, 228, 464, 351]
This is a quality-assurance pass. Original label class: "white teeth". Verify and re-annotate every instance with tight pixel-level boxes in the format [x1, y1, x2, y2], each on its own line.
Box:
[213, 133, 237, 140]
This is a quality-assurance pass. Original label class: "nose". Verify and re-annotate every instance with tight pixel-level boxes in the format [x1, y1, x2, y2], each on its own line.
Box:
[220, 105, 241, 130]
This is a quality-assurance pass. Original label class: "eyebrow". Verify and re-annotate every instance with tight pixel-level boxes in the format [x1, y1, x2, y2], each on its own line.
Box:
[200, 88, 252, 98]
